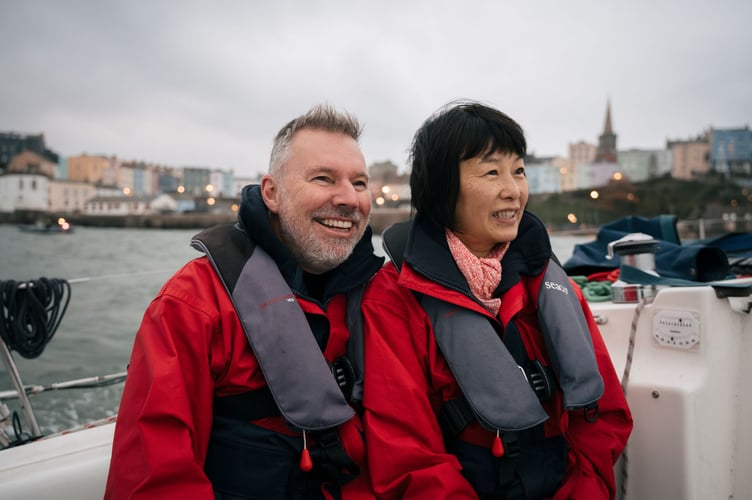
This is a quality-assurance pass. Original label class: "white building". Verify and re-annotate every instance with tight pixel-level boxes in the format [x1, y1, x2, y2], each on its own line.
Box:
[48, 179, 97, 214]
[526, 158, 564, 194]
[232, 175, 263, 197]
[0, 173, 50, 213]
[618, 149, 673, 182]
[84, 194, 177, 216]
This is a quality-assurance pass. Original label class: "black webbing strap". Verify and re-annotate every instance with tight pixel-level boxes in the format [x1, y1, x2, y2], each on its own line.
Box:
[213, 393, 360, 486]
[309, 430, 360, 486]
[438, 397, 477, 436]
[213, 388, 279, 421]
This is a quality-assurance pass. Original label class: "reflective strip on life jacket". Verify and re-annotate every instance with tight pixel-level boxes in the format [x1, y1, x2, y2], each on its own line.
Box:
[191, 224, 354, 431]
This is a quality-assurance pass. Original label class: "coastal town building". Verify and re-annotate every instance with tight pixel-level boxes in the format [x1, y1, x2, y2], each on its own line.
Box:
[0, 173, 50, 213]
[568, 140, 597, 172]
[553, 157, 576, 192]
[668, 133, 711, 180]
[617, 148, 673, 182]
[0, 132, 58, 174]
[67, 154, 117, 184]
[712, 127, 752, 187]
[525, 155, 564, 194]
[6, 150, 58, 178]
[84, 193, 178, 216]
[1, 109, 750, 220]
[232, 174, 263, 196]
[48, 179, 98, 214]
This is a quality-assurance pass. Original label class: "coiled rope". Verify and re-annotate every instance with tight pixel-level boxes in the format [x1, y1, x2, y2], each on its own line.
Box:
[570, 275, 614, 302]
[0, 278, 71, 359]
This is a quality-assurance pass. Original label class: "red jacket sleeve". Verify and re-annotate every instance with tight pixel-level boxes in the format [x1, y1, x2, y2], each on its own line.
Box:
[553, 286, 633, 500]
[362, 265, 478, 499]
[104, 260, 226, 499]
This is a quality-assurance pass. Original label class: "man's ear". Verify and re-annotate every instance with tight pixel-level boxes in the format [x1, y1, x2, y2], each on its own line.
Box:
[260, 174, 280, 214]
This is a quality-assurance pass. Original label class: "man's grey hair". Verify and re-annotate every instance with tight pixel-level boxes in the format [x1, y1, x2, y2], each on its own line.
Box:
[268, 104, 362, 177]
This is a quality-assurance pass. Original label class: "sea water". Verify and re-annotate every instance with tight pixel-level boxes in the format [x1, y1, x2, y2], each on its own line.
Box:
[0, 224, 591, 434]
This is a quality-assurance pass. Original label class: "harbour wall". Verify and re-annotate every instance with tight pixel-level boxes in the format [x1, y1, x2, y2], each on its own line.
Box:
[1, 207, 414, 235]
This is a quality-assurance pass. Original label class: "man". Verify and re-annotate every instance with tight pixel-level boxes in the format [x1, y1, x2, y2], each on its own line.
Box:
[105, 104, 384, 499]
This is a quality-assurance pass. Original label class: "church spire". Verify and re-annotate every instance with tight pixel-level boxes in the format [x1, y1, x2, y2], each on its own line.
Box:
[595, 99, 617, 163]
[603, 99, 613, 135]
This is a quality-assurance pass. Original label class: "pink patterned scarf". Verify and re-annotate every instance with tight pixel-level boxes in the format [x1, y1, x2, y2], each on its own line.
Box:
[446, 229, 509, 316]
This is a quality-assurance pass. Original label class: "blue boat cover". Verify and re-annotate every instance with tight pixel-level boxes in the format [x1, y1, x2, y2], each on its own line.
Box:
[562, 215, 734, 282]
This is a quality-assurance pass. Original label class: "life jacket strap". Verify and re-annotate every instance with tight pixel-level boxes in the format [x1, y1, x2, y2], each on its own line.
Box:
[213, 388, 278, 421]
[438, 397, 477, 437]
[308, 429, 360, 486]
[438, 361, 556, 437]
[211, 396, 360, 486]
[496, 432, 523, 500]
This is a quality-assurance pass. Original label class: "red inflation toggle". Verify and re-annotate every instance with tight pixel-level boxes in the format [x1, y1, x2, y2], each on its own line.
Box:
[492, 433, 505, 458]
[300, 448, 313, 472]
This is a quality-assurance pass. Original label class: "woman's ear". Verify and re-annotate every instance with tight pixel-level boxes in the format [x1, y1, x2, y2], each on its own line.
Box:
[260, 174, 280, 214]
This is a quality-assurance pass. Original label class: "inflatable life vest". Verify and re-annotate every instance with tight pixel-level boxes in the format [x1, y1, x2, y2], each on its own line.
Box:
[382, 220, 605, 498]
[190, 223, 365, 496]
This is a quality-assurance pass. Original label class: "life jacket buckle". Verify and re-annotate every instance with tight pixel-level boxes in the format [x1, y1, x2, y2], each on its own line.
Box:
[330, 356, 355, 401]
[501, 431, 521, 458]
[524, 360, 554, 402]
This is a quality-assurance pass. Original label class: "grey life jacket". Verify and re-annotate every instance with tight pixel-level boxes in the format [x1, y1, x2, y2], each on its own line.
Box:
[382, 222, 605, 433]
[191, 223, 358, 431]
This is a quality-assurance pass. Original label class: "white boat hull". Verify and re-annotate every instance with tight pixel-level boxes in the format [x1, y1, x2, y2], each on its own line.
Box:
[593, 281, 752, 500]
[0, 420, 114, 500]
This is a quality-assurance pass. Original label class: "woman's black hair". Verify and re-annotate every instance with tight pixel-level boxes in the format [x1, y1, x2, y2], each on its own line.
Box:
[409, 100, 527, 230]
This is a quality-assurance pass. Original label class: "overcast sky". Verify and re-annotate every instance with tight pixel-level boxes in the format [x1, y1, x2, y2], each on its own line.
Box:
[1, 1, 750, 178]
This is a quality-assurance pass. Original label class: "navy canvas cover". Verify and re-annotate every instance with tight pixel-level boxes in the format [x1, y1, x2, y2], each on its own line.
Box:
[563, 215, 731, 282]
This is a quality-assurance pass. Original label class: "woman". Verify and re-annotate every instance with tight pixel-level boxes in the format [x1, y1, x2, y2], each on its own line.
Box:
[362, 101, 632, 499]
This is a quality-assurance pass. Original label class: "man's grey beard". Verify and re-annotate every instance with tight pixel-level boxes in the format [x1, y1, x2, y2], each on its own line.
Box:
[276, 206, 367, 274]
